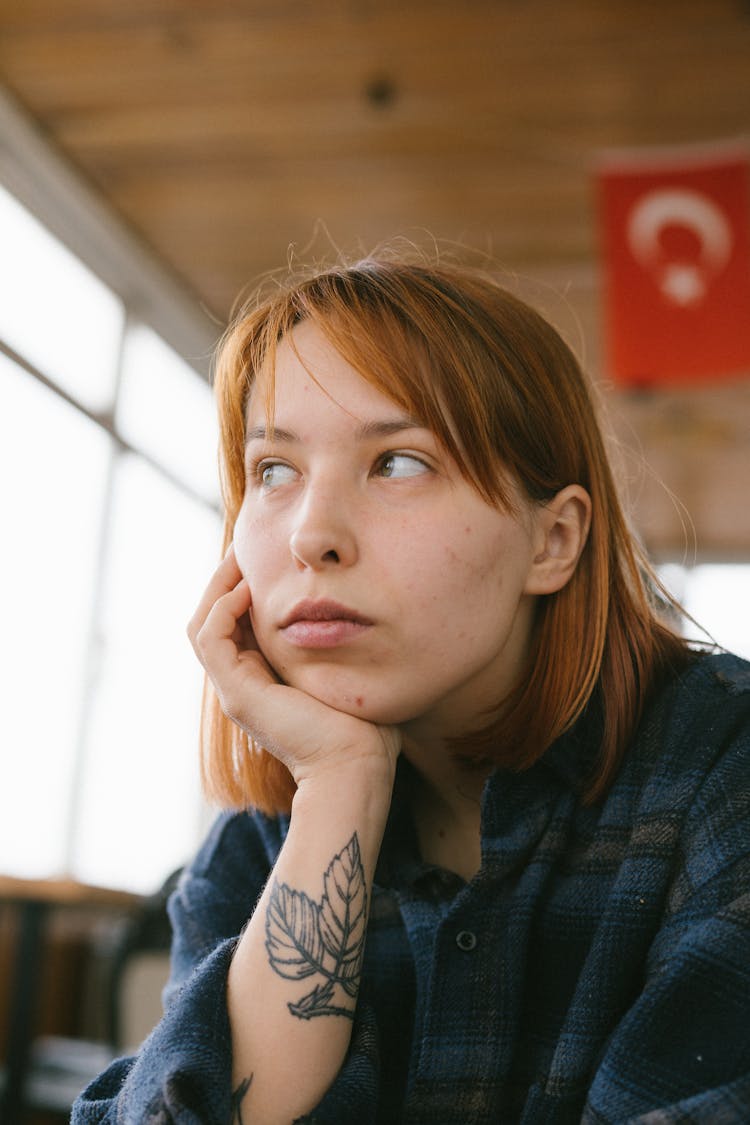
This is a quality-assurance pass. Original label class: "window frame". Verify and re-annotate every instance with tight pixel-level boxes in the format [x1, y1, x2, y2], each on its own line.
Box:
[1, 87, 222, 889]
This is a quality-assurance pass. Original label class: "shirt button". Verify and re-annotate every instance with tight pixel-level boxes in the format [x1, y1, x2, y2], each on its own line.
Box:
[455, 929, 477, 952]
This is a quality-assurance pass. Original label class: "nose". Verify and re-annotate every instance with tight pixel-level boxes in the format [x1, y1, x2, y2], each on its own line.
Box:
[288, 483, 358, 570]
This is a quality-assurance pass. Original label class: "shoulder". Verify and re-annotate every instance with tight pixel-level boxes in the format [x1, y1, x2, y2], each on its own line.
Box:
[636, 650, 750, 782]
[632, 652, 750, 910]
[187, 805, 291, 885]
[162, 806, 290, 1003]
[672, 648, 750, 705]
[166, 807, 290, 967]
[669, 651, 750, 849]
[599, 652, 750, 883]
[595, 651, 750, 815]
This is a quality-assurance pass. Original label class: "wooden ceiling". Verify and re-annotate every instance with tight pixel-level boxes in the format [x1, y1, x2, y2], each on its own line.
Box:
[1, 0, 749, 556]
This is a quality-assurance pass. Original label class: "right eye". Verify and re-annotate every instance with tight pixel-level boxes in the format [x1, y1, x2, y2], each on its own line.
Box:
[257, 461, 298, 489]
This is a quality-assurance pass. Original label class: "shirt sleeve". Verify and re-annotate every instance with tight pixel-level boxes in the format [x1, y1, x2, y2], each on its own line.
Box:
[71, 937, 238, 1124]
[294, 1002, 382, 1124]
[72, 809, 387, 1124]
[71, 811, 277, 1123]
[582, 713, 750, 1124]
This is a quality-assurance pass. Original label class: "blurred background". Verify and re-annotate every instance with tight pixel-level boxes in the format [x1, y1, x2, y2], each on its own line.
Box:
[0, 1, 749, 1116]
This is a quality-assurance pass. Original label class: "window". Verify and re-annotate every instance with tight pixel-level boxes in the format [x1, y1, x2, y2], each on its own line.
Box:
[659, 563, 750, 660]
[0, 185, 123, 412]
[0, 185, 221, 893]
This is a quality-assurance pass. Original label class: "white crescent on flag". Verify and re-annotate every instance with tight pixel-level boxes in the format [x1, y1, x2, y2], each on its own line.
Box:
[626, 188, 734, 305]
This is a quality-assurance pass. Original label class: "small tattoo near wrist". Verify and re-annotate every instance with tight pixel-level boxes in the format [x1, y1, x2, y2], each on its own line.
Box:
[265, 832, 367, 1020]
[231, 1074, 253, 1124]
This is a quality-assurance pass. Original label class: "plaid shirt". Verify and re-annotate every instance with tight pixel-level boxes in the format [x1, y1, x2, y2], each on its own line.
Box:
[74, 652, 750, 1123]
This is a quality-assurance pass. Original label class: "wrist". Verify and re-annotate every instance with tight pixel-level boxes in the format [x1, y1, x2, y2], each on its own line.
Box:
[292, 753, 396, 815]
[291, 723, 400, 789]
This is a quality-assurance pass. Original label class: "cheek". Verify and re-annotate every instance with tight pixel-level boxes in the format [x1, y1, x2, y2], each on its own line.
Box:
[405, 525, 530, 625]
[232, 509, 285, 653]
[232, 529, 256, 589]
[409, 527, 500, 592]
[233, 505, 276, 584]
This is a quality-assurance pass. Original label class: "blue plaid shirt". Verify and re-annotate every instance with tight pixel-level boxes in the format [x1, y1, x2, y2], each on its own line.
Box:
[74, 652, 750, 1123]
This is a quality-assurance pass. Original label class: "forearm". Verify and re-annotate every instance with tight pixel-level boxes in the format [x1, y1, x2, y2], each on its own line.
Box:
[227, 759, 395, 1123]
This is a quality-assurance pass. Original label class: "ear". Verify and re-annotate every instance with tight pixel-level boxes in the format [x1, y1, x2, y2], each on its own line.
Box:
[524, 484, 592, 596]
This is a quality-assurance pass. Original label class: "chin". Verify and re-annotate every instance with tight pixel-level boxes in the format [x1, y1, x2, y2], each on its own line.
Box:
[302, 682, 401, 725]
[279, 665, 417, 726]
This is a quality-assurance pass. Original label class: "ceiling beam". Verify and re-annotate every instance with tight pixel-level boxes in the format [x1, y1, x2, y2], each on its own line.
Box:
[0, 83, 219, 378]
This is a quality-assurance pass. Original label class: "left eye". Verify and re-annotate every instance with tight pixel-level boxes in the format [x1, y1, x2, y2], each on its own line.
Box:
[376, 453, 429, 479]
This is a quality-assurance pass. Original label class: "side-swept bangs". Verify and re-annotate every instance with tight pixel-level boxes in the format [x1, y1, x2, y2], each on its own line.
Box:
[202, 257, 690, 814]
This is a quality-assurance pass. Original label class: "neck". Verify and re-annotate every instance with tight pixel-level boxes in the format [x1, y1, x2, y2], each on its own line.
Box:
[402, 733, 493, 882]
[404, 738, 490, 806]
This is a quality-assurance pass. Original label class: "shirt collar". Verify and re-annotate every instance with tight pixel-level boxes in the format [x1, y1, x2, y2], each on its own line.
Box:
[375, 699, 604, 893]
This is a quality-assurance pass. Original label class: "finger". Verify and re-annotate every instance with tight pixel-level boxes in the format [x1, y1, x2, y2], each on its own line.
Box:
[232, 607, 259, 652]
[187, 546, 244, 642]
[196, 582, 281, 732]
[192, 578, 253, 672]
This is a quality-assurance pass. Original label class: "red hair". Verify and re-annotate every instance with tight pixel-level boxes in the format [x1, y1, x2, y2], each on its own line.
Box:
[202, 255, 691, 813]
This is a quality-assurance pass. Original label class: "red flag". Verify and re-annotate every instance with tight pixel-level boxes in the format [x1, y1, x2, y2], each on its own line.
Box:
[596, 142, 750, 386]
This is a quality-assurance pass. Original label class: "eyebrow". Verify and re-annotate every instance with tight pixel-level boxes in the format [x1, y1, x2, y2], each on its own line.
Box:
[244, 417, 426, 445]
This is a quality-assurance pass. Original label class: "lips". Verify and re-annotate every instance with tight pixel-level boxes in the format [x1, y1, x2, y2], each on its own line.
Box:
[279, 599, 373, 649]
[280, 599, 373, 628]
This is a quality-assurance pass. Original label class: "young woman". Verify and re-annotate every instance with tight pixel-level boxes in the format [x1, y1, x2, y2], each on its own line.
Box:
[74, 256, 750, 1124]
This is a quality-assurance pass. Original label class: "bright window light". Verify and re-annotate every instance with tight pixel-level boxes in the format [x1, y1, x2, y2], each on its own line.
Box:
[117, 325, 220, 505]
[684, 565, 750, 659]
[660, 562, 750, 659]
[70, 454, 221, 892]
[0, 184, 124, 412]
[0, 178, 222, 894]
[0, 352, 112, 878]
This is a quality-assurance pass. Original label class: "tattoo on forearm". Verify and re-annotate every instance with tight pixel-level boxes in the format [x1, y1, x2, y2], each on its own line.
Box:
[265, 832, 367, 1019]
[230, 1075, 253, 1124]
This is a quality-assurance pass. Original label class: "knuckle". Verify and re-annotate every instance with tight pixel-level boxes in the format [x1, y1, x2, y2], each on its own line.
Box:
[218, 690, 243, 728]
[191, 623, 214, 666]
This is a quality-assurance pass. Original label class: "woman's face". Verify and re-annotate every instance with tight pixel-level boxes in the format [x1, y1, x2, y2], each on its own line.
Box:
[233, 320, 547, 742]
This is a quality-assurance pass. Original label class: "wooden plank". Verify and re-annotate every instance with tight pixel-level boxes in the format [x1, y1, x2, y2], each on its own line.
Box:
[0, 875, 142, 909]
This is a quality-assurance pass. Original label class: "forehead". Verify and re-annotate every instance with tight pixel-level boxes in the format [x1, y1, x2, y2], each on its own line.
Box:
[246, 320, 414, 428]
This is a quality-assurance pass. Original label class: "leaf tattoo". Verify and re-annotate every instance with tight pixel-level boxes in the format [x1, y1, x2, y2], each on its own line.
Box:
[265, 833, 367, 1019]
[265, 884, 326, 980]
